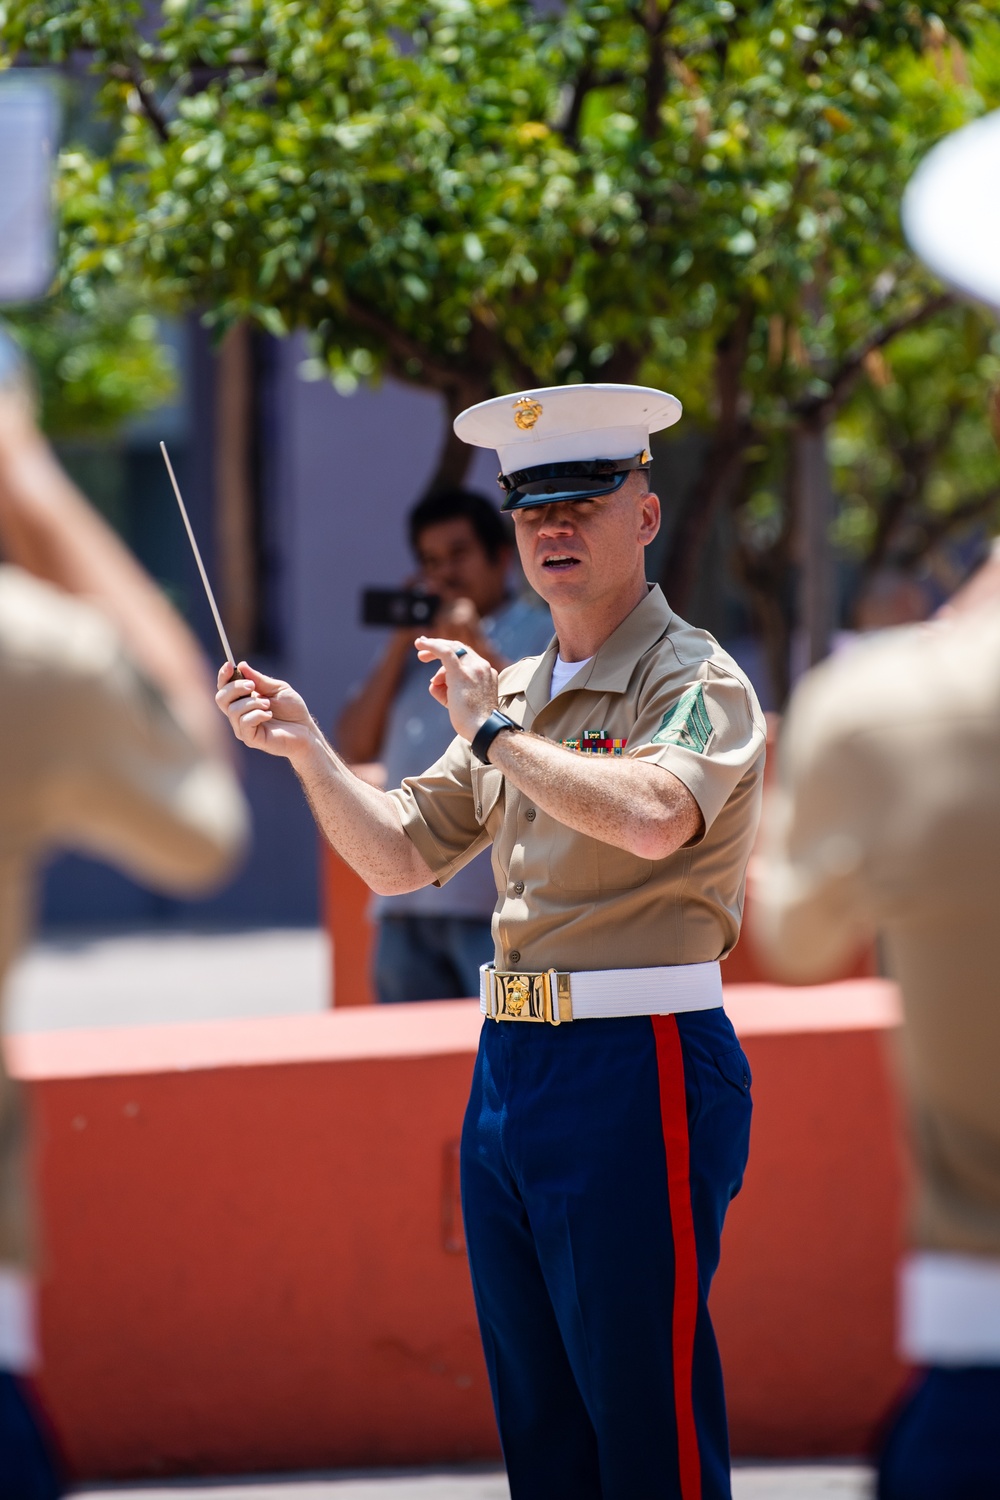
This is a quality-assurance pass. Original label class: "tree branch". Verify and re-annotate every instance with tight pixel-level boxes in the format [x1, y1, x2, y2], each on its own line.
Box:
[560, 60, 594, 149]
[640, 0, 676, 141]
[558, 63, 630, 148]
[107, 60, 171, 143]
[866, 402, 965, 572]
[343, 296, 466, 391]
[660, 303, 755, 609]
[795, 292, 953, 423]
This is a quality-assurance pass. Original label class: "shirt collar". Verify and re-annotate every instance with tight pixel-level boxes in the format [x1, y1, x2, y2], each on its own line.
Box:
[499, 585, 673, 714]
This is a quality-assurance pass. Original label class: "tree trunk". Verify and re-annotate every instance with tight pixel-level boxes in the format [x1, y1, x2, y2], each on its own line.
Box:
[793, 413, 836, 667]
[423, 381, 495, 493]
[427, 412, 475, 492]
[660, 434, 747, 611]
[215, 322, 257, 657]
[659, 310, 752, 612]
[733, 537, 793, 709]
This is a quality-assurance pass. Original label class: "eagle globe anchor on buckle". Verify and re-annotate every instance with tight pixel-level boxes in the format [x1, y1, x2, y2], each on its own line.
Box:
[486, 968, 573, 1025]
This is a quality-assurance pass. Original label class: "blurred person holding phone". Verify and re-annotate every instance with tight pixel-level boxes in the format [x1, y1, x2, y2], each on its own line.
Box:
[0, 351, 249, 1493]
[336, 488, 551, 1003]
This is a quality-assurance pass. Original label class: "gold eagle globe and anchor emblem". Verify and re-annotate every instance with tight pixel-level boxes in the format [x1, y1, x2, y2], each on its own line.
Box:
[513, 396, 543, 430]
[504, 975, 531, 1017]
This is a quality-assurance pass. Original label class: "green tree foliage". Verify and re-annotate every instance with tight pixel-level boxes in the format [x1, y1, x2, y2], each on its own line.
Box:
[5, 0, 999, 691]
[5, 288, 177, 439]
[832, 309, 1000, 580]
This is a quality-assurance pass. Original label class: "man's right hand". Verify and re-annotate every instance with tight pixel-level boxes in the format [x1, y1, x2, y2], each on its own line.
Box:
[216, 661, 317, 763]
[218, 659, 436, 898]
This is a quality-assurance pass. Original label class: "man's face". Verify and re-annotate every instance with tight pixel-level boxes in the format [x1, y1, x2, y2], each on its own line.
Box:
[512, 474, 661, 612]
[414, 517, 509, 616]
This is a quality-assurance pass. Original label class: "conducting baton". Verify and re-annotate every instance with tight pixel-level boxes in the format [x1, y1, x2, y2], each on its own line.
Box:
[160, 440, 244, 680]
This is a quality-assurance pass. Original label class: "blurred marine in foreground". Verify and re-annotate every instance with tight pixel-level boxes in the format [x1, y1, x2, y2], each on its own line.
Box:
[753, 109, 1000, 1500]
[0, 341, 248, 1496]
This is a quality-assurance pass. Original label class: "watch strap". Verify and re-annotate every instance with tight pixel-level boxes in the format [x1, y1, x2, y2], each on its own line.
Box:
[471, 710, 521, 764]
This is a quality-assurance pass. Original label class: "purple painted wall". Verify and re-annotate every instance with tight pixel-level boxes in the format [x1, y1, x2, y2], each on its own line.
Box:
[280, 341, 502, 721]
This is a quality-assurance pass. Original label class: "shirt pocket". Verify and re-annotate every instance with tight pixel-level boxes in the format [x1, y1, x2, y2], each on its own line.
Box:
[548, 832, 652, 894]
[470, 763, 505, 837]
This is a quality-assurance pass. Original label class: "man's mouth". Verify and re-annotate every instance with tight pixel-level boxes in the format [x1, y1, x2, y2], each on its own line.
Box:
[541, 554, 580, 571]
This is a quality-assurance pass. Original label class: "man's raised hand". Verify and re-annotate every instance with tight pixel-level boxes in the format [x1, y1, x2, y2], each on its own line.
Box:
[414, 636, 499, 741]
[216, 661, 315, 760]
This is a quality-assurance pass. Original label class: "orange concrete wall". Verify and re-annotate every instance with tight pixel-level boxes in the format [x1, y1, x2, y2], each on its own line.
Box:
[325, 846, 377, 1006]
[9, 982, 909, 1480]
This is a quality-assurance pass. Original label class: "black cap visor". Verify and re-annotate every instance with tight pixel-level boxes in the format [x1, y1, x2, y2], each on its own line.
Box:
[498, 454, 650, 513]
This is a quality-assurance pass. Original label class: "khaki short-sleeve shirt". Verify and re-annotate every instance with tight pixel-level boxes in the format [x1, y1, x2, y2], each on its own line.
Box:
[388, 586, 766, 972]
[753, 608, 1000, 1256]
[0, 566, 249, 1265]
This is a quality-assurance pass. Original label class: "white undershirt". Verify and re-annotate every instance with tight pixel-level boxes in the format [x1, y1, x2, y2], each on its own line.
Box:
[550, 654, 593, 699]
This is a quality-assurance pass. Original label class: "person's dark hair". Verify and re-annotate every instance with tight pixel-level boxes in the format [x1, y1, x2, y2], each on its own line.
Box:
[409, 487, 511, 562]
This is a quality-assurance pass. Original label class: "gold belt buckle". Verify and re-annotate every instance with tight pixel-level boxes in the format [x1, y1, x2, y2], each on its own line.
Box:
[486, 968, 573, 1025]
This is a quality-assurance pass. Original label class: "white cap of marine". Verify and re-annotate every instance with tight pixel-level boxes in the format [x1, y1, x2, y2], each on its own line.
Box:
[903, 109, 1000, 311]
[453, 382, 682, 511]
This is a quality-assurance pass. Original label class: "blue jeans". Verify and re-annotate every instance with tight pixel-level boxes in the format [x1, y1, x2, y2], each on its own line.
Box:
[0, 1373, 63, 1500]
[374, 914, 493, 1003]
[461, 1007, 752, 1500]
[878, 1366, 1000, 1499]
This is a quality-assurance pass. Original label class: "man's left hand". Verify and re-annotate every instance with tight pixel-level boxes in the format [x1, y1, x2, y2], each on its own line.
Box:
[415, 636, 499, 741]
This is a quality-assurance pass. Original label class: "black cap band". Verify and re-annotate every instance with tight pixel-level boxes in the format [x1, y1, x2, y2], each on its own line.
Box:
[497, 452, 651, 512]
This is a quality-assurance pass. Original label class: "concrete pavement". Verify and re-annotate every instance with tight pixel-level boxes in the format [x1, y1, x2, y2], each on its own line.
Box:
[6, 927, 330, 1032]
[77, 1464, 874, 1499]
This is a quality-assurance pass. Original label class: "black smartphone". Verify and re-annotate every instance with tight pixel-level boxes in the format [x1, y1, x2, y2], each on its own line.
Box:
[360, 588, 441, 628]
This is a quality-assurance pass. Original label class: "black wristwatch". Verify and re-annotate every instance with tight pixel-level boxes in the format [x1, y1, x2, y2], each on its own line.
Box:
[472, 710, 522, 764]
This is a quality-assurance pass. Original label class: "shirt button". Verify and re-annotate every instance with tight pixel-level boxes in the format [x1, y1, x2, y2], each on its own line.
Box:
[514, 882, 525, 896]
[476, 803, 483, 817]
[525, 808, 536, 822]
[509, 950, 521, 966]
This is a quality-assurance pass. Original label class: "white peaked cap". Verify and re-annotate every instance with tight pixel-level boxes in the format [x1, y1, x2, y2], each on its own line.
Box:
[903, 109, 1000, 311]
[453, 383, 682, 473]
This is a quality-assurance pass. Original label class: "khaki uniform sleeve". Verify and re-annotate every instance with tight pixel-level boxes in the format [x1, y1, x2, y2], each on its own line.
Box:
[45, 649, 249, 894]
[385, 734, 491, 886]
[627, 664, 765, 837]
[0, 568, 248, 895]
[751, 665, 873, 983]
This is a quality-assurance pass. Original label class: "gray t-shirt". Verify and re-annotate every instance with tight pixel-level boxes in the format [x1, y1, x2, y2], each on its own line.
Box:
[373, 594, 552, 919]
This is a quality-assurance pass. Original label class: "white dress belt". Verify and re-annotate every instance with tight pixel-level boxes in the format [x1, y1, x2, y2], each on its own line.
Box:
[900, 1252, 1000, 1365]
[0, 1267, 38, 1373]
[479, 961, 723, 1021]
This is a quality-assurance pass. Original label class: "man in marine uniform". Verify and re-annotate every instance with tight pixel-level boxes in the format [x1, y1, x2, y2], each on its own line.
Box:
[217, 383, 764, 1500]
[0, 354, 248, 1497]
[752, 109, 1000, 1500]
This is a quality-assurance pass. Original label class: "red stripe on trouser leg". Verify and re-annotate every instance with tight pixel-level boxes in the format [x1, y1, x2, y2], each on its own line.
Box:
[652, 1013, 702, 1500]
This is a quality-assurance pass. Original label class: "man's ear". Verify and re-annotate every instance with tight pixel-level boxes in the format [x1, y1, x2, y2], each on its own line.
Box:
[640, 490, 661, 545]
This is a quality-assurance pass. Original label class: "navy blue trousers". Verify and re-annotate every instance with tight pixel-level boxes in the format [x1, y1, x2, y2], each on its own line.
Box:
[0, 1373, 63, 1500]
[878, 1367, 1000, 1499]
[461, 1009, 752, 1500]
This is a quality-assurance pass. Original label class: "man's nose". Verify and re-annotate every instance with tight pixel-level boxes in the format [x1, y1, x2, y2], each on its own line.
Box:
[535, 506, 576, 536]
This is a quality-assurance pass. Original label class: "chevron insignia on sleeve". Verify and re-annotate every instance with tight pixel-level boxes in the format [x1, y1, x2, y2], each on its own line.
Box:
[651, 683, 713, 753]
